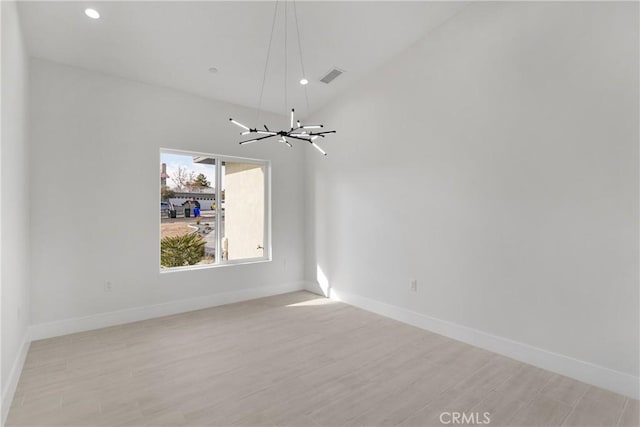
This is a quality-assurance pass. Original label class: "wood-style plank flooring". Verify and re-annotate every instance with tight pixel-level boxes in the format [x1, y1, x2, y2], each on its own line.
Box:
[7, 292, 639, 426]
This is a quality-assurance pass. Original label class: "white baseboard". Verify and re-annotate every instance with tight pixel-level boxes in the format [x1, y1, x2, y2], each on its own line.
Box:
[313, 283, 639, 400]
[2, 335, 30, 426]
[29, 281, 306, 341]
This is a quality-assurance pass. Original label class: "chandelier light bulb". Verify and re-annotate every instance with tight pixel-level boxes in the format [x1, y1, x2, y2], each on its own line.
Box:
[230, 118, 250, 131]
[300, 78, 309, 85]
[311, 142, 327, 156]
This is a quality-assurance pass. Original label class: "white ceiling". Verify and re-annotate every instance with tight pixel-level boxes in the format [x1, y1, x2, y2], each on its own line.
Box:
[18, 1, 467, 117]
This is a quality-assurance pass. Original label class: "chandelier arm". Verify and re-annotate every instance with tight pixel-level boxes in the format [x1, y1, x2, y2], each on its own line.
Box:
[285, 134, 314, 142]
[310, 131, 337, 135]
[239, 135, 277, 145]
[256, 0, 279, 124]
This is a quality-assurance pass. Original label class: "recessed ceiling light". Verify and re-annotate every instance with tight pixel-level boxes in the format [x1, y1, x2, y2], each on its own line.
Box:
[300, 78, 309, 85]
[208, 67, 218, 74]
[84, 8, 100, 19]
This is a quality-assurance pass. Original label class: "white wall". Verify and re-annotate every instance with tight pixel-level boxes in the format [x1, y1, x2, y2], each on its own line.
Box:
[29, 58, 305, 327]
[305, 1, 639, 393]
[1, 0, 31, 420]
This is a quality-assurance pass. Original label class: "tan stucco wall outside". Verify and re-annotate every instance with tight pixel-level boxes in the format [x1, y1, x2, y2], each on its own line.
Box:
[223, 162, 265, 260]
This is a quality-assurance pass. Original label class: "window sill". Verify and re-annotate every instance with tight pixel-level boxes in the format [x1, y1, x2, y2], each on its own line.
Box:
[159, 257, 272, 274]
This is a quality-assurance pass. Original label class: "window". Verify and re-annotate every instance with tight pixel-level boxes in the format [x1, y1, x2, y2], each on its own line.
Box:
[160, 149, 270, 270]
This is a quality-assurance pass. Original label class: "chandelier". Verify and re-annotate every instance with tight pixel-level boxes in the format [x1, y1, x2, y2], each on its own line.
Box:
[229, 0, 335, 156]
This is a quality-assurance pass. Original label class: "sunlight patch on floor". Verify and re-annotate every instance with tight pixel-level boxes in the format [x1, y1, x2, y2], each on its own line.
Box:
[286, 297, 336, 307]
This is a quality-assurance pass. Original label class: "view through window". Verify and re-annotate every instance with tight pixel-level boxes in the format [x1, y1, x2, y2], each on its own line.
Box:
[160, 149, 269, 270]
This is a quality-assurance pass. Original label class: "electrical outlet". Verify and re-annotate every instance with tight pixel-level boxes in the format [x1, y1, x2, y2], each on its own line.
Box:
[410, 279, 418, 292]
[104, 281, 113, 292]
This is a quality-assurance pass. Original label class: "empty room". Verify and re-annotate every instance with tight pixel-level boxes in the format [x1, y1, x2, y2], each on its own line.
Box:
[1, 1, 638, 426]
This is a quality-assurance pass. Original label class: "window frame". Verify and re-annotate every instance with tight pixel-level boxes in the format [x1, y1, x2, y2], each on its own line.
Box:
[159, 148, 272, 273]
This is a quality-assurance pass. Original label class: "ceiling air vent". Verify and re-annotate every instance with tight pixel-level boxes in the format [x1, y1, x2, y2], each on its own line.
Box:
[320, 67, 345, 84]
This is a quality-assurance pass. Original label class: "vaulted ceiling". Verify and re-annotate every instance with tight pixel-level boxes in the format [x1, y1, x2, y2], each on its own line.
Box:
[18, 1, 467, 117]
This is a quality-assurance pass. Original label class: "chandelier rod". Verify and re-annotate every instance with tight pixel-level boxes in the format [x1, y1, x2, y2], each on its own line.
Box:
[293, 0, 311, 116]
[256, 0, 279, 125]
[284, 0, 288, 119]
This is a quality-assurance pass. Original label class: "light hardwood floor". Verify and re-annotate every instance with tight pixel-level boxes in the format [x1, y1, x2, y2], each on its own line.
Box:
[7, 291, 639, 427]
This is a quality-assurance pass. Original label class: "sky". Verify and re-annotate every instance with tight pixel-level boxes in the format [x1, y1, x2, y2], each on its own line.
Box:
[161, 152, 216, 189]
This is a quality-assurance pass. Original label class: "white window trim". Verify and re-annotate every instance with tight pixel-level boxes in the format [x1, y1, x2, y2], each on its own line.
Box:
[159, 148, 272, 272]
